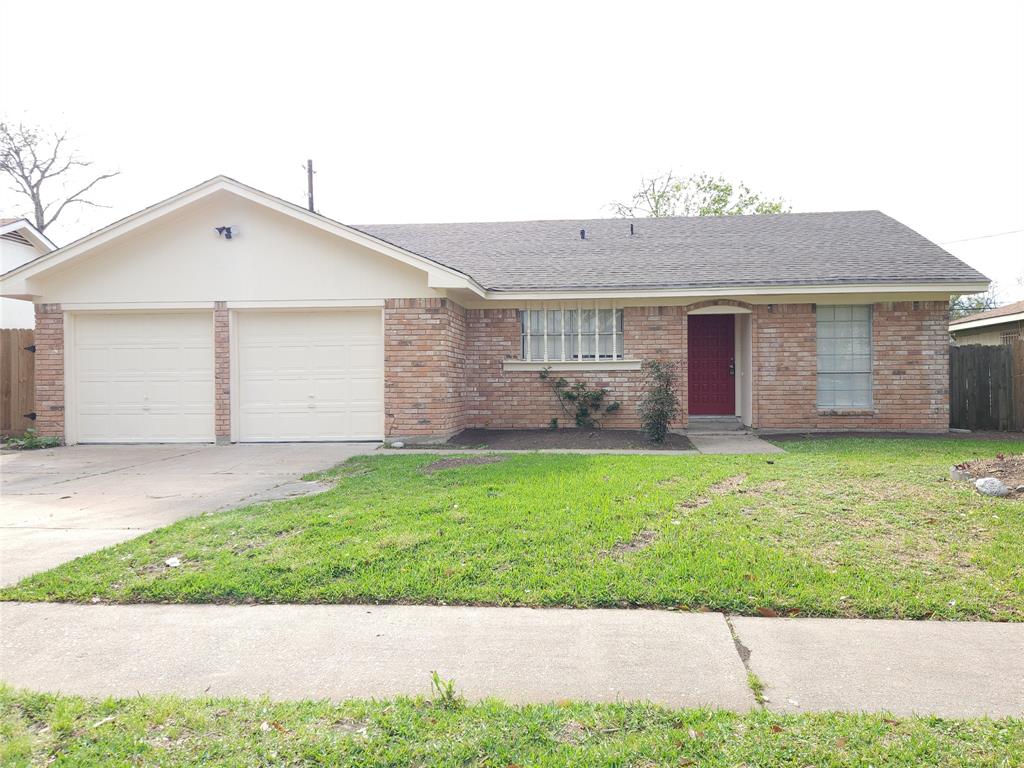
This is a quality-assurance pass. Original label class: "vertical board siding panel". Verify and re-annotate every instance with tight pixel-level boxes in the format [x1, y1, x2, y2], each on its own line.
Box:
[1013, 340, 1024, 431]
[949, 344, 1019, 432]
[0, 329, 36, 437]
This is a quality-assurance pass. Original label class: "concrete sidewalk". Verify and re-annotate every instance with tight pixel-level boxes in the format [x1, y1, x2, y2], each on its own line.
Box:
[0, 603, 754, 710]
[1, 603, 1020, 717]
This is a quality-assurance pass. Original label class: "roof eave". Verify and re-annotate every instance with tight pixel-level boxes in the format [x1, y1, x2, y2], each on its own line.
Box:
[478, 280, 991, 301]
[950, 312, 1024, 332]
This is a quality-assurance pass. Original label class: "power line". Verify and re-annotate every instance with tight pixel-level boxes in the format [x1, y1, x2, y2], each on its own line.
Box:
[940, 228, 1024, 245]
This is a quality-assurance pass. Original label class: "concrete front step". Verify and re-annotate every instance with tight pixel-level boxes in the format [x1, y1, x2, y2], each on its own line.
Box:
[685, 416, 747, 434]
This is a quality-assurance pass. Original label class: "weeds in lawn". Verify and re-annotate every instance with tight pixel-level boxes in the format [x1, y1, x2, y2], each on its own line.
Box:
[747, 672, 766, 706]
[430, 672, 463, 710]
[2, 429, 60, 450]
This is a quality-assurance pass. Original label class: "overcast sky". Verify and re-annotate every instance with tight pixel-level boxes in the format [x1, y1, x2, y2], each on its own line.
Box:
[2, 0, 1022, 300]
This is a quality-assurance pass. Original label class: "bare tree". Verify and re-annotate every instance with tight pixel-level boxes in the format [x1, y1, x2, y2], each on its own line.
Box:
[0, 121, 119, 232]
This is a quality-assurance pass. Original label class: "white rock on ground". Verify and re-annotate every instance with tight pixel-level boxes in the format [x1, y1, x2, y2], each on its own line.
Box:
[974, 477, 1010, 497]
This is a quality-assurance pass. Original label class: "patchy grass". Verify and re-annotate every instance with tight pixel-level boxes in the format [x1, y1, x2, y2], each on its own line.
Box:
[1, 686, 1021, 767]
[3, 438, 1024, 620]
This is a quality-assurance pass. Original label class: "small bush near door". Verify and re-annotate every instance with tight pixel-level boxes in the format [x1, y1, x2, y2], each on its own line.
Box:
[639, 360, 680, 443]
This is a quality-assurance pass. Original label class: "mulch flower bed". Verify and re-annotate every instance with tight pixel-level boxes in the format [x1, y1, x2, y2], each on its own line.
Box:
[955, 453, 1024, 496]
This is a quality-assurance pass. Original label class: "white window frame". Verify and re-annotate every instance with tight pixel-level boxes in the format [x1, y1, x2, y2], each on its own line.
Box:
[520, 303, 625, 363]
[816, 304, 873, 409]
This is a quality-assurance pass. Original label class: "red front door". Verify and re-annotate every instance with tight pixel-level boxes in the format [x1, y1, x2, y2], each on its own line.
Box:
[688, 314, 736, 415]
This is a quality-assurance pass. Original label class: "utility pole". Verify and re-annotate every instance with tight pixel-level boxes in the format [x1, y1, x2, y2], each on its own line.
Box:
[305, 159, 315, 212]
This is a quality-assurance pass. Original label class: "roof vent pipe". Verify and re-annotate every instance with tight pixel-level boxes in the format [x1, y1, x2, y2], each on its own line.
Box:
[580, 229, 586, 240]
[630, 223, 634, 236]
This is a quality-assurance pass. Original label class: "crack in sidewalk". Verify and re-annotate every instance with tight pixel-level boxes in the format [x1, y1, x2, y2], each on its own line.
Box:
[724, 614, 766, 707]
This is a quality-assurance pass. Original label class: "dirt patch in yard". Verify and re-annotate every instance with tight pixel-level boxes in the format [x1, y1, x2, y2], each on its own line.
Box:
[411, 428, 694, 451]
[554, 720, 590, 745]
[674, 474, 749, 513]
[421, 456, 507, 474]
[602, 530, 658, 559]
[709, 474, 748, 494]
[959, 453, 1024, 494]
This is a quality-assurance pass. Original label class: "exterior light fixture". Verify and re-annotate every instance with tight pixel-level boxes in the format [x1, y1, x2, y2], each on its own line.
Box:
[215, 226, 235, 240]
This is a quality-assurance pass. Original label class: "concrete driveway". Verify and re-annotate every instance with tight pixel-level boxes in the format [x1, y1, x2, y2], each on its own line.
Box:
[0, 443, 375, 586]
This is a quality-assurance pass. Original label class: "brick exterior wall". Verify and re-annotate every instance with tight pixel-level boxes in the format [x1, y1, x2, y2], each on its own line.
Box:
[33, 298, 950, 444]
[384, 298, 467, 440]
[462, 306, 688, 430]
[752, 301, 949, 432]
[214, 302, 231, 441]
[33, 303, 65, 440]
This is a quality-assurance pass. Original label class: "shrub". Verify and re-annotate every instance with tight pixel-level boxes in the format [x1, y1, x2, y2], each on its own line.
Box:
[2, 428, 61, 450]
[539, 368, 621, 428]
[638, 360, 679, 442]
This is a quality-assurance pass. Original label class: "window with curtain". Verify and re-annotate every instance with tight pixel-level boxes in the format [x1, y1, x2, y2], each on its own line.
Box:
[520, 305, 624, 361]
[816, 305, 872, 408]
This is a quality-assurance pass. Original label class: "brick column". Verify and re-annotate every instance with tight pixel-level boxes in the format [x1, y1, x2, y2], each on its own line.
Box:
[214, 302, 231, 443]
[34, 303, 65, 440]
[384, 298, 467, 441]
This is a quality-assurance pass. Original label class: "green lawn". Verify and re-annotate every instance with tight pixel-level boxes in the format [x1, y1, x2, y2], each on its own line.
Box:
[2, 686, 1021, 767]
[3, 438, 1023, 620]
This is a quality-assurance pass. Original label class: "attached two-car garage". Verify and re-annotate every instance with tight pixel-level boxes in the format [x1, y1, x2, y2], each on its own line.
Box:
[68, 309, 384, 443]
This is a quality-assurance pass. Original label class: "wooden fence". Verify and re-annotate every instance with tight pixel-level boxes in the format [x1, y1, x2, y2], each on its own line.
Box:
[0, 329, 35, 437]
[949, 341, 1024, 432]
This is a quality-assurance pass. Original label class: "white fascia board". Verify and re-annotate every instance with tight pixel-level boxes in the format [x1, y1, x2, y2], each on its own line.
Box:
[949, 312, 1024, 332]
[0, 176, 486, 297]
[480, 281, 990, 301]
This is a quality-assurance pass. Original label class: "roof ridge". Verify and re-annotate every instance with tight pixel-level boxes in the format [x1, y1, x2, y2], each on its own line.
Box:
[356, 210, 885, 228]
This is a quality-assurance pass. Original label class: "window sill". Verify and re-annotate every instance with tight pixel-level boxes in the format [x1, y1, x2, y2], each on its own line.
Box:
[817, 408, 877, 416]
[503, 359, 643, 372]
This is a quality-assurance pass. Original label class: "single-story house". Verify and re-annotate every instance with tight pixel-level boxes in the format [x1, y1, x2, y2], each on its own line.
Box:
[0, 176, 989, 444]
[949, 300, 1024, 346]
[0, 218, 56, 328]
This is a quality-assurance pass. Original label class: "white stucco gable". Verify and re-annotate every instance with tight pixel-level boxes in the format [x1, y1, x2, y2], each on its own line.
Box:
[0, 176, 484, 305]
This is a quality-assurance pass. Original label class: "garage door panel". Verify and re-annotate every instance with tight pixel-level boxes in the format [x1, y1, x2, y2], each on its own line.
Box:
[348, 410, 384, 438]
[350, 376, 383, 401]
[237, 310, 384, 442]
[72, 313, 214, 443]
[348, 344, 381, 369]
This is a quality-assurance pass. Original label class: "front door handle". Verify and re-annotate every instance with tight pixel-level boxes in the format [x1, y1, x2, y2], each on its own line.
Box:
[729, 358, 735, 377]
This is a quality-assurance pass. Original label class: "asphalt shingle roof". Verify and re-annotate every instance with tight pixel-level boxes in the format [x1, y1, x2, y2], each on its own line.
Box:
[354, 211, 987, 292]
[950, 299, 1024, 326]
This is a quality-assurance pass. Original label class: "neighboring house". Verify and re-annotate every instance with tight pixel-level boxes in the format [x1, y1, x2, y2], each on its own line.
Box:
[0, 176, 988, 444]
[0, 218, 56, 328]
[949, 300, 1024, 346]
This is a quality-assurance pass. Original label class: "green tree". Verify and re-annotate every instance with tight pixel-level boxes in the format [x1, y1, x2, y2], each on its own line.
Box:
[611, 171, 790, 218]
[949, 284, 1000, 319]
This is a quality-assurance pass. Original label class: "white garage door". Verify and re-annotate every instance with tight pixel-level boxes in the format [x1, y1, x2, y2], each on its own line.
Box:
[236, 310, 384, 442]
[73, 312, 214, 443]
